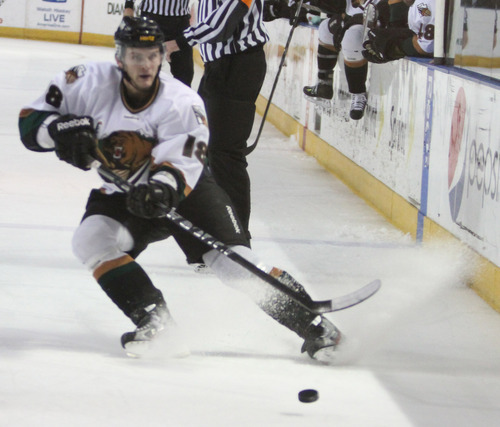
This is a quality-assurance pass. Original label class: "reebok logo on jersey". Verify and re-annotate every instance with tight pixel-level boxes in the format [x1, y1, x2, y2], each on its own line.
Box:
[56, 117, 92, 131]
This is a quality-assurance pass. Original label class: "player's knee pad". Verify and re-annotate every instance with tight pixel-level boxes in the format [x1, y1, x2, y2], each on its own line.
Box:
[72, 215, 134, 270]
[202, 245, 271, 279]
[318, 19, 335, 46]
[341, 25, 365, 62]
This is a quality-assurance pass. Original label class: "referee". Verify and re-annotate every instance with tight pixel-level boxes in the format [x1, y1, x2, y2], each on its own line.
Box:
[165, 0, 269, 241]
[124, 0, 194, 86]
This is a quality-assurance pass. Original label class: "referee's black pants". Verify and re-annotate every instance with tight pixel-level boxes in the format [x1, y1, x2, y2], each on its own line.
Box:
[198, 45, 267, 240]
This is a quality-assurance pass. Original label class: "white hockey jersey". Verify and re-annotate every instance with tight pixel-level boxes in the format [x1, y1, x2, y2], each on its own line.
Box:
[408, 0, 435, 54]
[346, 3, 362, 17]
[24, 62, 209, 195]
[346, 0, 381, 18]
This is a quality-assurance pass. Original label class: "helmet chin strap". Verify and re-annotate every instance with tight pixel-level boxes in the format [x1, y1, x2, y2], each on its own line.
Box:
[120, 63, 162, 94]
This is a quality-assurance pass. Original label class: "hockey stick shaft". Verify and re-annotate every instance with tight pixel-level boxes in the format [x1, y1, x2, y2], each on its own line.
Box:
[244, 0, 304, 155]
[300, 3, 323, 14]
[91, 161, 380, 313]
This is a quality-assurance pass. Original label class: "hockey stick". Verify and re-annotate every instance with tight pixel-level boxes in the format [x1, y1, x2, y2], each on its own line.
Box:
[244, 0, 305, 155]
[90, 161, 381, 314]
[362, 0, 378, 44]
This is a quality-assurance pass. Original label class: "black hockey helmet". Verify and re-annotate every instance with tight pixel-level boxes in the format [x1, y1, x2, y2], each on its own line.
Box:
[114, 16, 165, 58]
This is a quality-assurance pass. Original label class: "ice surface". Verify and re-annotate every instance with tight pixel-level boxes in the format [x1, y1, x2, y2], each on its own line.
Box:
[1, 38, 500, 426]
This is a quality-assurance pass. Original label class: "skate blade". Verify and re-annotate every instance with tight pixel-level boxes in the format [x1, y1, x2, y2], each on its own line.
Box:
[123, 327, 191, 359]
[311, 335, 345, 364]
[303, 94, 333, 115]
[303, 94, 332, 108]
[123, 340, 153, 358]
[312, 346, 338, 363]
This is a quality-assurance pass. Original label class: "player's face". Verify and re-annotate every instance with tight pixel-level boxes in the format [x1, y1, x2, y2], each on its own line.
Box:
[121, 46, 162, 91]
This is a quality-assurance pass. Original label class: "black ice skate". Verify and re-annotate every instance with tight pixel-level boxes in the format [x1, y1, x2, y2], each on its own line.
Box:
[350, 92, 367, 120]
[303, 83, 334, 114]
[303, 83, 333, 100]
[121, 303, 170, 357]
[301, 315, 342, 362]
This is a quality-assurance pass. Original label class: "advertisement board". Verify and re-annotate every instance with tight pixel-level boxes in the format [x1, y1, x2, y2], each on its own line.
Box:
[82, 0, 129, 39]
[0, 0, 124, 42]
[26, 0, 81, 33]
[427, 72, 500, 264]
[0, 0, 27, 29]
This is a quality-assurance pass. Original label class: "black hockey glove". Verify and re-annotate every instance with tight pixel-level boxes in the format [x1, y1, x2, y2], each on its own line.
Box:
[126, 181, 179, 219]
[263, 0, 292, 22]
[327, 13, 349, 51]
[362, 27, 414, 63]
[48, 114, 97, 170]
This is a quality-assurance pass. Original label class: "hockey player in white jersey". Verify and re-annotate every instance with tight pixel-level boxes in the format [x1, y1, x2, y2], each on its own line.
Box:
[302, 0, 389, 120]
[406, 0, 434, 54]
[362, 0, 434, 63]
[18, 16, 341, 360]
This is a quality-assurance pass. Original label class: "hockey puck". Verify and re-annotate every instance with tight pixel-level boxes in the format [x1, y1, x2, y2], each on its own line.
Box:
[298, 389, 319, 403]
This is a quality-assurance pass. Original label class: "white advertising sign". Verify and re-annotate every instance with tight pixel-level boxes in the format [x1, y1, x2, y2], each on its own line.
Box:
[0, 0, 27, 28]
[26, 0, 81, 32]
[428, 73, 500, 265]
[82, 0, 128, 37]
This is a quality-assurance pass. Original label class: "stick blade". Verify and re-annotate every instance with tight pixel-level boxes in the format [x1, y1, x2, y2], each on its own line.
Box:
[312, 279, 381, 314]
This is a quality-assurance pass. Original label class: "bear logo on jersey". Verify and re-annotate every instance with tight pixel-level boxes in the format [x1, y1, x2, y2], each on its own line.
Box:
[65, 65, 86, 84]
[417, 3, 432, 17]
[96, 130, 156, 177]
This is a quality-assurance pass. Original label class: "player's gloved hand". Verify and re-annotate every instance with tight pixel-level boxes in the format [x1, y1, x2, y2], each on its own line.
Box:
[126, 181, 179, 218]
[262, 0, 285, 22]
[327, 13, 348, 50]
[362, 40, 390, 63]
[48, 114, 97, 170]
[362, 28, 413, 63]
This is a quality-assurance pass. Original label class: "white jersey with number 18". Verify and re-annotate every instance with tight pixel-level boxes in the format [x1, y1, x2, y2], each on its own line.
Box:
[408, 0, 435, 54]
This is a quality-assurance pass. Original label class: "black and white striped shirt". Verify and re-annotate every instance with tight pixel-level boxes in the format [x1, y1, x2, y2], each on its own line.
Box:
[180, 0, 269, 62]
[132, 0, 191, 17]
